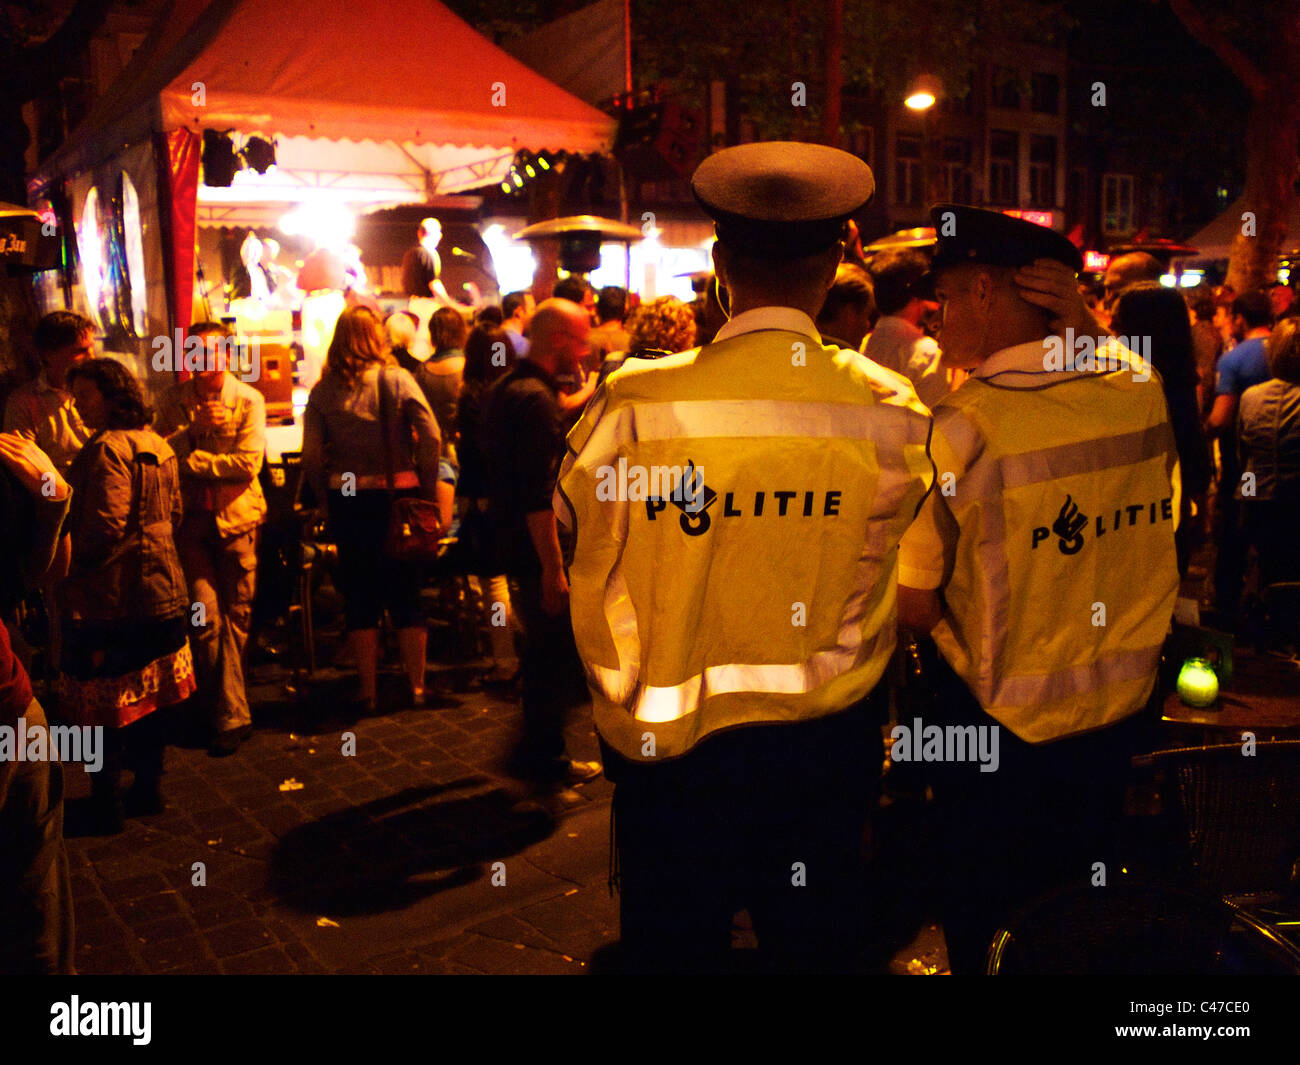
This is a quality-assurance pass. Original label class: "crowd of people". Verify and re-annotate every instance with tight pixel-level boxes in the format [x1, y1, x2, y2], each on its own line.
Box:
[2, 155, 1298, 971]
[0, 274, 710, 971]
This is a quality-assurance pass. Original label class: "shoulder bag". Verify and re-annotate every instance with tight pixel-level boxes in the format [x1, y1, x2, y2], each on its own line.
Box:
[378, 367, 443, 562]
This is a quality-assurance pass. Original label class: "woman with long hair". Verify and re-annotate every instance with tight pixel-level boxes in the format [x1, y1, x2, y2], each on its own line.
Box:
[62, 357, 196, 833]
[1112, 283, 1212, 577]
[302, 306, 444, 711]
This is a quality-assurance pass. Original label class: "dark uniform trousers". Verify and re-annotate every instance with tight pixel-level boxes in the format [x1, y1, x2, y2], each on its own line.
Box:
[922, 648, 1145, 974]
[605, 694, 883, 973]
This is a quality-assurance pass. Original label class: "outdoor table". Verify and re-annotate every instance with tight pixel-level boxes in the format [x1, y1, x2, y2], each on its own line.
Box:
[1161, 648, 1300, 745]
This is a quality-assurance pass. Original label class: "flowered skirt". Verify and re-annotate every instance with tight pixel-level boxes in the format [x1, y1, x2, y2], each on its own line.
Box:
[58, 615, 197, 729]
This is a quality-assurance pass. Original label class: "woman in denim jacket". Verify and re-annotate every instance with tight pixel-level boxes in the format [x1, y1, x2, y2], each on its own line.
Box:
[62, 358, 195, 832]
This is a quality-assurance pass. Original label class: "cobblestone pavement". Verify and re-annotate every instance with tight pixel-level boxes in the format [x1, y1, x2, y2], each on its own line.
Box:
[61, 657, 623, 975]
[56, 632, 955, 977]
[58, 652, 947, 975]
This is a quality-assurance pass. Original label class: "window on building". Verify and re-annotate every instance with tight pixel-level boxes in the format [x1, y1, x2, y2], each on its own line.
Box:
[1028, 135, 1056, 208]
[991, 66, 1021, 109]
[846, 126, 874, 165]
[1102, 173, 1135, 234]
[895, 133, 922, 206]
[942, 137, 974, 204]
[989, 130, 1018, 204]
[1030, 72, 1060, 114]
[939, 71, 974, 116]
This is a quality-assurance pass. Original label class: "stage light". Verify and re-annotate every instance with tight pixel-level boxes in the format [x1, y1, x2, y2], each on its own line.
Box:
[279, 203, 354, 249]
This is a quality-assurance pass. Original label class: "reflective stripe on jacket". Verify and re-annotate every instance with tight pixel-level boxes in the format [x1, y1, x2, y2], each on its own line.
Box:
[557, 328, 934, 762]
[903, 340, 1180, 742]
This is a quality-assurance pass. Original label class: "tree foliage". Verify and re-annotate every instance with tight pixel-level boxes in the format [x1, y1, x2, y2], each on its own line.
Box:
[629, 0, 1070, 138]
[441, 0, 548, 45]
[1166, 0, 1300, 291]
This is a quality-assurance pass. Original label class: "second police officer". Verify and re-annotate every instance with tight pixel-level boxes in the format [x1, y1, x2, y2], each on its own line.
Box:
[897, 205, 1180, 973]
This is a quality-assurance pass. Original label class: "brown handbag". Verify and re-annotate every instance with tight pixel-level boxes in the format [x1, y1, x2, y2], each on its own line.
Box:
[377, 368, 443, 562]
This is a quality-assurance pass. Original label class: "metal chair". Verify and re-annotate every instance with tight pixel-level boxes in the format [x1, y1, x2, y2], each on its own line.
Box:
[1133, 740, 1300, 948]
[1135, 740, 1300, 896]
[1259, 581, 1300, 651]
[986, 881, 1300, 974]
[420, 530, 494, 664]
[256, 451, 336, 688]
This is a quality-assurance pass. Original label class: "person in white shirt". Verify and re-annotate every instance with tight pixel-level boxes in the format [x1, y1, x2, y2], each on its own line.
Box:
[864, 246, 951, 409]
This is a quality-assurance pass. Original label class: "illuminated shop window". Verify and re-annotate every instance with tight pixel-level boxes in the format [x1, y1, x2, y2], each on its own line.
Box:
[120, 172, 148, 336]
[76, 188, 105, 330]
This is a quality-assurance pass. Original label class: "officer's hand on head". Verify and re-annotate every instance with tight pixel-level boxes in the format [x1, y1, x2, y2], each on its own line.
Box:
[542, 566, 569, 616]
[1014, 258, 1106, 342]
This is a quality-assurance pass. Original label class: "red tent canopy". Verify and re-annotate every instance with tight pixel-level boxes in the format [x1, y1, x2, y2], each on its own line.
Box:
[32, 0, 615, 337]
[36, 0, 614, 184]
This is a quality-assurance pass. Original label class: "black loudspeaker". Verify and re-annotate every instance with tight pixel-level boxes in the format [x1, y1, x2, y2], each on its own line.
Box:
[202, 130, 239, 187]
[241, 136, 277, 174]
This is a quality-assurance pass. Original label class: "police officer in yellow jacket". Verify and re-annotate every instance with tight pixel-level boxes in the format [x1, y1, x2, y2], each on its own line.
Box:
[556, 142, 933, 972]
[897, 205, 1180, 973]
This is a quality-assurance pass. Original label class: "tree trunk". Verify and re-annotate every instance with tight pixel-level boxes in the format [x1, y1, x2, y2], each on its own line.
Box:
[1226, 79, 1300, 294]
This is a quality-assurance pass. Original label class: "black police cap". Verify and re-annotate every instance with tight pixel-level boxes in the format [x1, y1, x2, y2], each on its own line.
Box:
[927, 204, 1083, 275]
[692, 142, 875, 260]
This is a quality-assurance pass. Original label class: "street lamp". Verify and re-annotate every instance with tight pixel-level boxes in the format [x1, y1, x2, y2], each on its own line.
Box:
[903, 74, 944, 209]
[905, 74, 940, 112]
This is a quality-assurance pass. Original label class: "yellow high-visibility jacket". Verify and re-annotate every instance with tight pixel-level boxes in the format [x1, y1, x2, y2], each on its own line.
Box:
[556, 312, 934, 761]
[899, 337, 1181, 743]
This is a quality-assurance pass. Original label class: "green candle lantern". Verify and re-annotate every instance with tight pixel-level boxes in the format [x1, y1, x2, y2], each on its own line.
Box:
[1176, 658, 1219, 708]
